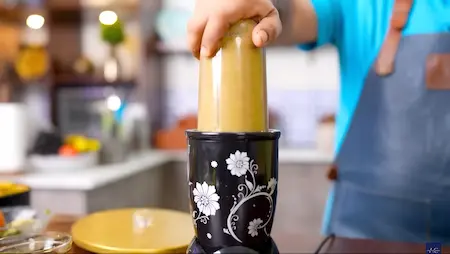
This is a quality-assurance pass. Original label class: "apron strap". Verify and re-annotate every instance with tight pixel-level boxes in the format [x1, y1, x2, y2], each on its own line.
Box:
[375, 0, 414, 76]
[327, 0, 414, 181]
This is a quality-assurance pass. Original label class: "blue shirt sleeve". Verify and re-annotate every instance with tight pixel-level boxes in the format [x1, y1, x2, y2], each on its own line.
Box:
[298, 0, 343, 50]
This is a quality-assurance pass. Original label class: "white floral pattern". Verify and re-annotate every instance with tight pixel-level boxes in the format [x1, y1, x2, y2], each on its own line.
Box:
[267, 178, 277, 192]
[226, 151, 250, 177]
[222, 150, 277, 243]
[192, 182, 220, 225]
[193, 182, 220, 216]
[190, 149, 277, 243]
[248, 218, 263, 237]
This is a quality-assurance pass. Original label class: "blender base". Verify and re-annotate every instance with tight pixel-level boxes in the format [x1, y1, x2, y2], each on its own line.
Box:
[187, 237, 279, 254]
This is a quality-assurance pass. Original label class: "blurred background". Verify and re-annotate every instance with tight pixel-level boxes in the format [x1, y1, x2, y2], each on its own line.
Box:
[0, 0, 339, 251]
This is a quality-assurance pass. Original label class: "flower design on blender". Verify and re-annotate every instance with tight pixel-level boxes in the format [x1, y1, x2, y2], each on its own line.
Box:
[192, 182, 220, 226]
[267, 178, 277, 193]
[222, 150, 277, 243]
[226, 151, 250, 177]
[248, 218, 263, 237]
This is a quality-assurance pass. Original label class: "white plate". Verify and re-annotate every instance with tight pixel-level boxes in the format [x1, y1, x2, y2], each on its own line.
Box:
[28, 152, 98, 172]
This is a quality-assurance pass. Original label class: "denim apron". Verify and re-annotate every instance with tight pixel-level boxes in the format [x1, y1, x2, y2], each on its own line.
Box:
[328, 0, 450, 243]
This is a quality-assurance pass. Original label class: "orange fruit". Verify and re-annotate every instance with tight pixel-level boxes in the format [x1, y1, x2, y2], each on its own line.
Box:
[58, 145, 77, 156]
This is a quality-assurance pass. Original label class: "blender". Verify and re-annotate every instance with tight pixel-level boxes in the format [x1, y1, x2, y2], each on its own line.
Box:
[186, 20, 281, 254]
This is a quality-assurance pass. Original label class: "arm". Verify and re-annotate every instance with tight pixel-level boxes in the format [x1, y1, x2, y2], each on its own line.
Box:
[272, 0, 318, 45]
[187, 0, 341, 57]
[273, 0, 343, 49]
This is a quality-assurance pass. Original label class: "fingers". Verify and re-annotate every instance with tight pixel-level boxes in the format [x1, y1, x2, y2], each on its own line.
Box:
[187, 16, 229, 59]
[252, 9, 282, 47]
[200, 16, 230, 57]
[187, 0, 281, 57]
[187, 16, 207, 59]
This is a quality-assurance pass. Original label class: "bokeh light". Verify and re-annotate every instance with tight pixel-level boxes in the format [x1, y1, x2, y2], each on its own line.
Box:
[99, 11, 118, 25]
[26, 14, 45, 30]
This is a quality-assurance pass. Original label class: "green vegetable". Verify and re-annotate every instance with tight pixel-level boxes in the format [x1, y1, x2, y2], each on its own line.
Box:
[101, 20, 125, 46]
[0, 227, 20, 238]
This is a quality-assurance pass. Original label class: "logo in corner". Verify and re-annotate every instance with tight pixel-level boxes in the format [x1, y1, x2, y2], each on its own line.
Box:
[426, 242, 441, 254]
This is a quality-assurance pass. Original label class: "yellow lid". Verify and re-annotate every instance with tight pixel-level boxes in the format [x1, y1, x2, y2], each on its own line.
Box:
[0, 182, 29, 198]
[71, 208, 194, 253]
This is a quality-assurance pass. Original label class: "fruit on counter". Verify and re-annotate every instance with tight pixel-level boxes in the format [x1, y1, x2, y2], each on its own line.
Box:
[65, 135, 101, 153]
[87, 139, 101, 152]
[58, 145, 78, 157]
[31, 131, 101, 156]
[71, 136, 88, 153]
[64, 134, 78, 146]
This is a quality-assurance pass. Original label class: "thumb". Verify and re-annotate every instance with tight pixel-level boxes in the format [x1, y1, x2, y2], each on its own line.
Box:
[252, 10, 282, 47]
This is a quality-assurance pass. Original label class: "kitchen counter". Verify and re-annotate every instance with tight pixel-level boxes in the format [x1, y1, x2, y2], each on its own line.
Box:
[2, 149, 333, 191]
[4, 152, 173, 191]
[0, 149, 333, 217]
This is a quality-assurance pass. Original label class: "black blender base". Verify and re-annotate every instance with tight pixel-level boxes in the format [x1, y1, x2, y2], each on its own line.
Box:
[187, 238, 279, 254]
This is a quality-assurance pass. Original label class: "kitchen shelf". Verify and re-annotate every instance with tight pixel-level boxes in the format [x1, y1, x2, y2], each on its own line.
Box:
[154, 42, 191, 55]
[47, 0, 139, 11]
[0, 6, 38, 23]
[0, 0, 139, 24]
[53, 75, 136, 87]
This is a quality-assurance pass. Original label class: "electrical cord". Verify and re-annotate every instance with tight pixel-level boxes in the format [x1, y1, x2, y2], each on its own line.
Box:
[314, 234, 336, 254]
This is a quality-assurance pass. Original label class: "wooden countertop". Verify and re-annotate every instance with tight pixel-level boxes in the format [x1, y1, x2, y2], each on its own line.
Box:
[45, 215, 443, 253]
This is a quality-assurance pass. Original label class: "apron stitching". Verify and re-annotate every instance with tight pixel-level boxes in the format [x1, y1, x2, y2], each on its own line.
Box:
[341, 180, 428, 204]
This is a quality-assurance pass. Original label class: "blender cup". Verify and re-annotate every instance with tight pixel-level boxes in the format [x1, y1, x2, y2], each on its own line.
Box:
[186, 20, 281, 254]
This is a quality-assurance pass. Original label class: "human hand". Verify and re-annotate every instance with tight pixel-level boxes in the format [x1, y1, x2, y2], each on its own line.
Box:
[187, 0, 282, 58]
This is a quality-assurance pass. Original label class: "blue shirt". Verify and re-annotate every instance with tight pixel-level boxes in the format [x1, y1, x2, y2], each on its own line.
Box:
[299, 0, 450, 234]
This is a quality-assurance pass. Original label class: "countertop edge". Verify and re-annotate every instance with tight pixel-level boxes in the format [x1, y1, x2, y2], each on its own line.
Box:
[1, 149, 333, 191]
